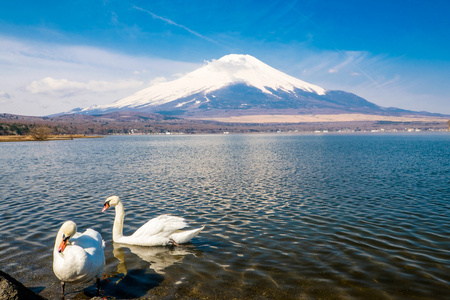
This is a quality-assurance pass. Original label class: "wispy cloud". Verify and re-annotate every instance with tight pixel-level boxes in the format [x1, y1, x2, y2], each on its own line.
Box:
[296, 50, 373, 79]
[0, 35, 200, 115]
[319, 51, 390, 89]
[132, 6, 219, 45]
[0, 91, 11, 104]
[27, 77, 144, 96]
[286, 8, 390, 91]
[288, 49, 412, 106]
[0, 91, 11, 99]
[328, 53, 365, 74]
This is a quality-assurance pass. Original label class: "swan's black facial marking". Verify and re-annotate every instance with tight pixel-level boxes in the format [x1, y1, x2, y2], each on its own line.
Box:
[102, 201, 110, 212]
[58, 234, 70, 253]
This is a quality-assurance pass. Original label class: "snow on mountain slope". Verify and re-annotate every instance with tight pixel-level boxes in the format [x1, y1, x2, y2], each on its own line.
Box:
[83, 54, 326, 112]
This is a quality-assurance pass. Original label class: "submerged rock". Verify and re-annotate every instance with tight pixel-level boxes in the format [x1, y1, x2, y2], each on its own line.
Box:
[0, 270, 45, 300]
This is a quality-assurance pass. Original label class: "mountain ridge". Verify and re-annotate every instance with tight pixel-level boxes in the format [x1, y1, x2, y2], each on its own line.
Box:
[71, 54, 446, 119]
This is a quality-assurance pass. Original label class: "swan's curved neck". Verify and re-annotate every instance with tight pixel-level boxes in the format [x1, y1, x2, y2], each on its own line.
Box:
[113, 202, 125, 240]
[54, 227, 64, 254]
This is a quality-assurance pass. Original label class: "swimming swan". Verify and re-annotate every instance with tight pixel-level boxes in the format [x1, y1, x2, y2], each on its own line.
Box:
[102, 195, 204, 246]
[53, 221, 105, 298]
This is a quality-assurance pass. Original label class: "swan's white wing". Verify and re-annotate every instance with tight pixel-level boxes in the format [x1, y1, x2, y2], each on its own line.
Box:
[53, 245, 89, 282]
[169, 226, 205, 244]
[68, 229, 105, 280]
[72, 229, 104, 252]
[131, 214, 187, 238]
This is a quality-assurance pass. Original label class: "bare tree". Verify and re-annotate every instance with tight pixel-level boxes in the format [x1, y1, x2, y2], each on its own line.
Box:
[30, 126, 51, 141]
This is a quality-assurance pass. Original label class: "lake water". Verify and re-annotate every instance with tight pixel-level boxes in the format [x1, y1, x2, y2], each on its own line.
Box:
[1, 133, 449, 299]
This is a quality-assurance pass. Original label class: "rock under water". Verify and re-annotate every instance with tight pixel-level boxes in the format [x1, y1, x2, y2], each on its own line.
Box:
[0, 270, 45, 300]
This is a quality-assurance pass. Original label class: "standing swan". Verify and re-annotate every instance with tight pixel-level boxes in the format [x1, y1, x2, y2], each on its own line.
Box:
[102, 195, 204, 246]
[53, 221, 105, 298]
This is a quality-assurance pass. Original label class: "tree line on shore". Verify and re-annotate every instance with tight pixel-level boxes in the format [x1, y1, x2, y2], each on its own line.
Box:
[1, 112, 449, 139]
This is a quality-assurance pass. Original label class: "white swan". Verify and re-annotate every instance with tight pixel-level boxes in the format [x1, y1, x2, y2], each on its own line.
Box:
[102, 195, 204, 246]
[53, 221, 105, 298]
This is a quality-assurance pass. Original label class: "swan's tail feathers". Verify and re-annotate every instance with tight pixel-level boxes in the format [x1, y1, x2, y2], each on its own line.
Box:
[170, 226, 205, 245]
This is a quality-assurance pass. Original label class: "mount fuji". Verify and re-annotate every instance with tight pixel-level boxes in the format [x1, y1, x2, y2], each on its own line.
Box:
[73, 54, 432, 118]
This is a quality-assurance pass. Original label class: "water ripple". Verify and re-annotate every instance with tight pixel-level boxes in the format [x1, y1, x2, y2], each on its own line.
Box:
[1, 134, 449, 299]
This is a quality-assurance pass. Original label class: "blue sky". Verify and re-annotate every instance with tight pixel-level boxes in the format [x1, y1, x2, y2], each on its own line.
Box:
[1, 0, 449, 116]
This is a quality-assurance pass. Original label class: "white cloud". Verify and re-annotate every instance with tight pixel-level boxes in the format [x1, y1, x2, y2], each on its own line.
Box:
[0, 35, 201, 115]
[327, 51, 367, 74]
[1, 35, 449, 116]
[0, 91, 11, 99]
[328, 68, 338, 74]
[27, 77, 144, 96]
[148, 76, 168, 85]
[0, 91, 11, 104]
[133, 69, 148, 75]
[132, 6, 219, 45]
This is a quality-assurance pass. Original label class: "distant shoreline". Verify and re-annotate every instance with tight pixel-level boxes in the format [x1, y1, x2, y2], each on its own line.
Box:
[1, 112, 449, 135]
[0, 134, 103, 142]
[191, 113, 450, 123]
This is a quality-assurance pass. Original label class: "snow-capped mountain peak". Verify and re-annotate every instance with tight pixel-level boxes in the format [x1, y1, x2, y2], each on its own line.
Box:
[83, 54, 326, 112]
[202, 54, 326, 94]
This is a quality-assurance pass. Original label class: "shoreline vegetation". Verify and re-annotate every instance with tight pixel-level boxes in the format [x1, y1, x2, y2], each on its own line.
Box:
[1, 112, 449, 139]
[1, 128, 448, 143]
[0, 134, 103, 142]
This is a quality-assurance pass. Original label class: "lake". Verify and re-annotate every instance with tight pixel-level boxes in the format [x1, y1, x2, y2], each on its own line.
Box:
[1, 133, 449, 299]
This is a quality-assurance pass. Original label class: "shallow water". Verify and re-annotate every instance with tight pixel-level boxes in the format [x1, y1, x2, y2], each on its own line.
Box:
[1, 133, 449, 299]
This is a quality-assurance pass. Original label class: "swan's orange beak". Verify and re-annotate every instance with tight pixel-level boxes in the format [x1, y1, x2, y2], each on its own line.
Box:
[102, 202, 110, 213]
[58, 237, 68, 253]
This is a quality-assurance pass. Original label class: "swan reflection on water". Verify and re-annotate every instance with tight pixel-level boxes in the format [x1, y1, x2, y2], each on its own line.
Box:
[113, 242, 199, 276]
[102, 243, 200, 298]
